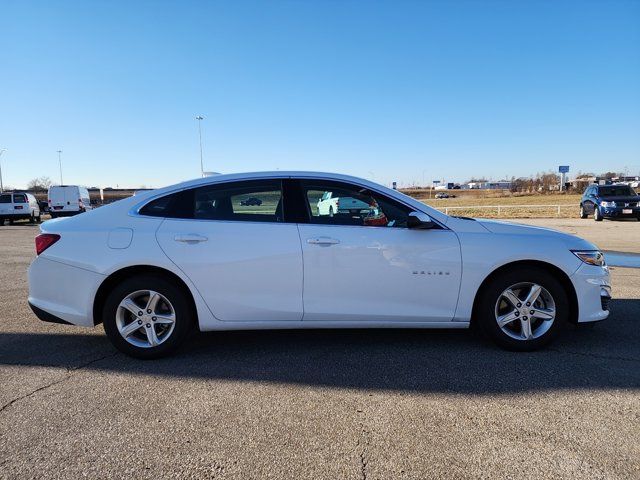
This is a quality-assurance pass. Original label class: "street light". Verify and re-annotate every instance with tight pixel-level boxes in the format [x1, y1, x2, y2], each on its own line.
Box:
[0, 148, 6, 192]
[195, 115, 204, 177]
[57, 150, 63, 185]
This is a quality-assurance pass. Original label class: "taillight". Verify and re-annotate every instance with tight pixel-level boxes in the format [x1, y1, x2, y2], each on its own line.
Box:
[35, 234, 60, 255]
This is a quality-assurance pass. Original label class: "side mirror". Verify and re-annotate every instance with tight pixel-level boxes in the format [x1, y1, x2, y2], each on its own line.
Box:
[407, 211, 434, 229]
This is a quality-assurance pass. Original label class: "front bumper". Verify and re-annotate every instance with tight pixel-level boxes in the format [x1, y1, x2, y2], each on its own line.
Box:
[599, 206, 640, 218]
[571, 263, 611, 323]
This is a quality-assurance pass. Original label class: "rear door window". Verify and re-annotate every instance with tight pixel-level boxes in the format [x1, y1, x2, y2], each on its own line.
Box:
[0, 194, 11, 203]
[194, 180, 283, 222]
[13, 194, 27, 203]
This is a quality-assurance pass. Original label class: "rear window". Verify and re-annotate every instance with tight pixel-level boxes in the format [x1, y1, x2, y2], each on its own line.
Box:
[0, 194, 11, 203]
[599, 186, 636, 197]
[13, 194, 27, 203]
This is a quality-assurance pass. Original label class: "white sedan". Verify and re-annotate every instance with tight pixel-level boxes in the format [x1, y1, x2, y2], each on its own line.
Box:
[28, 172, 611, 358]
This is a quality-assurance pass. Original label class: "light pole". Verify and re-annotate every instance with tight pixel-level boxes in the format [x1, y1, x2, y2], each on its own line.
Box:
[195, 115, 204, 177]
[0, 148, 6, 192]
[57, 150, 63, 185]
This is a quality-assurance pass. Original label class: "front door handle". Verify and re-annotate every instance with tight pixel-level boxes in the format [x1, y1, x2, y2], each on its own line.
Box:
[175, 234, 208, 244]
[307, 237, 340, 246]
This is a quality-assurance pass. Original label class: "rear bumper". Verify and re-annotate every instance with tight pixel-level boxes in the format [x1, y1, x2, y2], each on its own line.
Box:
[0, 213, 32, 220]
[29, 302, 73, 325]
[28, 256, 104, 327]
[49, 210, 83, 217]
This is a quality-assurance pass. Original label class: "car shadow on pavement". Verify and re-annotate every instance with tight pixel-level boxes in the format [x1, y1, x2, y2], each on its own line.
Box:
[1, 298, 638, 395]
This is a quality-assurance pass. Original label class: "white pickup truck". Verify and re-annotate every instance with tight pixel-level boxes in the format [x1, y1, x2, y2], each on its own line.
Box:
[316, 191, 374, 216]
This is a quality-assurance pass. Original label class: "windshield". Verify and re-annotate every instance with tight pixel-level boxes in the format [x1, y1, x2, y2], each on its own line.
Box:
[599, 186, 636, 197]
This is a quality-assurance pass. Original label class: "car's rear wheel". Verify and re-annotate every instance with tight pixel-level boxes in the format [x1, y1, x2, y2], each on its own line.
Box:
[476, 267, 568, 351]
[579, 204, 587, 219]
[102, 275, 195, 359]
[594, 207, 603, 221]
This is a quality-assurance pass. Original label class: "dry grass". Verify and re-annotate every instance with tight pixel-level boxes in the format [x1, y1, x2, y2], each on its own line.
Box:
[402, 190, 583, 218]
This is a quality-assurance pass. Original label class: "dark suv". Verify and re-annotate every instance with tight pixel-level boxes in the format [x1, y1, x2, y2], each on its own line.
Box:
[580, 184, 640, 221]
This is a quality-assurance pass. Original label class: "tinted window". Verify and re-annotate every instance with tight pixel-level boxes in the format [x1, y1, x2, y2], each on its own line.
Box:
[0, 194, 11, 203]
[195, 180, 283, 222]
[13, 194, 27, 203]
[300, 180, 411, 227]
[139, 190, 194, 218]
[599, 186, 636, 197]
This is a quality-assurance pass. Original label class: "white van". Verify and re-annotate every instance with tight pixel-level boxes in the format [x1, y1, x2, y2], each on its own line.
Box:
[48, 185, 92, 218]
[0, 192, 41, 225]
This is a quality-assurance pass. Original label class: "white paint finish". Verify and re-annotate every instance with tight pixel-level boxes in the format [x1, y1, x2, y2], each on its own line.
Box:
[27, 171, 610, 335]
[156, 219, 304, 322]
[47, 185, 92, 214]
[298, 224, 462, 322]
[28, 257, 105, 327]
[107, 228, 133, 249]
[571, 263, 611, 323]
[0, 192, 40, 219]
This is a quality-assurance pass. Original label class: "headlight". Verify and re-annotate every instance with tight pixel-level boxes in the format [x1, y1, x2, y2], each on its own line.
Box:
[572, 250, 606, 266]
[600, 201, 615, 207]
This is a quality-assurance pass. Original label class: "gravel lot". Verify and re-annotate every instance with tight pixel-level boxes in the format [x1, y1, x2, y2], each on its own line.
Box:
[1, 220, 639, 479]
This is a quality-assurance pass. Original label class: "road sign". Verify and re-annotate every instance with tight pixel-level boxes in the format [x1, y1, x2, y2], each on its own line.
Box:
[559, 165, 570, 173]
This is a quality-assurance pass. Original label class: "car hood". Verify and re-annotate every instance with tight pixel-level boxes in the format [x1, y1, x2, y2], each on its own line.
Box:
[476, 219, 598, 250]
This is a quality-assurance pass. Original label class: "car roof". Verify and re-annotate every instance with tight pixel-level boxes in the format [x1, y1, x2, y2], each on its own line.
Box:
[129, 171, 451, 225]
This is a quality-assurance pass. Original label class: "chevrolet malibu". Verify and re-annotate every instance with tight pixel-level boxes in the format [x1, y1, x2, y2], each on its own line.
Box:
[28, 172, 611, 358]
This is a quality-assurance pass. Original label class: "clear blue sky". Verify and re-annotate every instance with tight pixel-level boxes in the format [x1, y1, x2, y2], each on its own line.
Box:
[1, 0, 639, 189]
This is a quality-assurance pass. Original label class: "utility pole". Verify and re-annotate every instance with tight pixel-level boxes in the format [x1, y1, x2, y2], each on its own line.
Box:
[195, 115, 204, 177]
[0, 148, 6, 192]
[57, 150, 63, 185]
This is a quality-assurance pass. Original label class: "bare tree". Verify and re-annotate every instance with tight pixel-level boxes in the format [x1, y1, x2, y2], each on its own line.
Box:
[27, 176, 53, 194]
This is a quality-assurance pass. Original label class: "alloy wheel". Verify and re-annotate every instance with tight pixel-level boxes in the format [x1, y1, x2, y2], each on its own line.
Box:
[116, 290, 176, 348]
[494, 282, 556, 341]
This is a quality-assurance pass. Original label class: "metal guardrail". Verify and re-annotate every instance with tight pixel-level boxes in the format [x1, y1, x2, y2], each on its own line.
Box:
[433, 204, 576, 216]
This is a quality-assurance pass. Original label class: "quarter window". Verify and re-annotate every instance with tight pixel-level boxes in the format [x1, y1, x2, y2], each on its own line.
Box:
[13, 194, 27, 203]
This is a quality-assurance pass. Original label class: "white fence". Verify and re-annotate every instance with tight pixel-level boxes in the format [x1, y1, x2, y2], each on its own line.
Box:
[433, 204, 576, 217]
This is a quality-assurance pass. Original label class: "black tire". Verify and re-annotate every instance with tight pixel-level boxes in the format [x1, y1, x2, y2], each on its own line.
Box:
[29, 213, 35, 223]
[594, 207, 603, 221]
[36, 214, 42, 223]
[102, 274, 195, 359]
[8, 219, 14, 225]
[329, 206, 334, 217]
[0, 218, 4, 226]
[579, 204, 587, 219]
[476, 266, 568, 351]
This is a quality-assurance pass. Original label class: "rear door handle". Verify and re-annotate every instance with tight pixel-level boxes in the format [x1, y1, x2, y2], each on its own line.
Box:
[174, 234, 208, 244]
[307, 237, 340, 245]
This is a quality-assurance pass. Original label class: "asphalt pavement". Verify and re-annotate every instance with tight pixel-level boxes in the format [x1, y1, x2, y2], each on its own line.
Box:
[1, 222, 639, 479]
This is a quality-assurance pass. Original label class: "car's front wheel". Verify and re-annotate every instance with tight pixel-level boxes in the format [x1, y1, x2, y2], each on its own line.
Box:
[594, 207, 603, 221]
[476, 267, 568, 351]
[102, 275, 195, 359]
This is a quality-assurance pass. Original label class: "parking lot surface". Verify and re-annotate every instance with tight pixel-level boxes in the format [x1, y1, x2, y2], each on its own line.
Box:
[1, 221, 639, 479]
